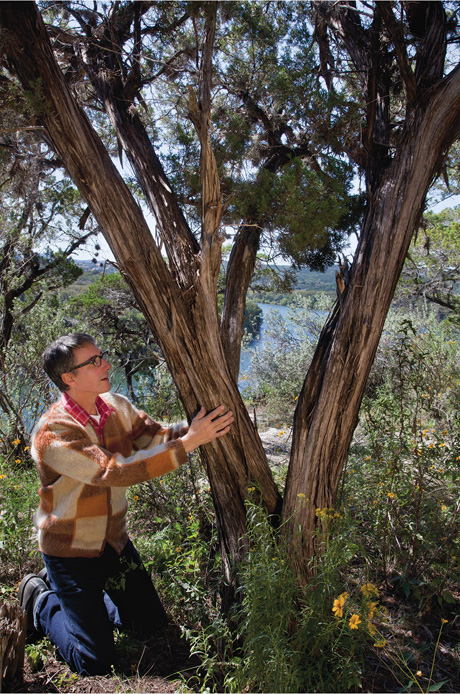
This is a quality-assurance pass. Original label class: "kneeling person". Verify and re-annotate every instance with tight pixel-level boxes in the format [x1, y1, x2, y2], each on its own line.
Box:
[19, 333, 233, 676]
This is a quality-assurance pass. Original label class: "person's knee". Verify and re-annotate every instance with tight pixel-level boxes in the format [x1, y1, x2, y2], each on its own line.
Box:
[66, 641, 115, 677]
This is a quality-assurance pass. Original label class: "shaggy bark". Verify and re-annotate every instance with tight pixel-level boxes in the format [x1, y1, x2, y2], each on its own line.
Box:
[282, 1, 460, 577]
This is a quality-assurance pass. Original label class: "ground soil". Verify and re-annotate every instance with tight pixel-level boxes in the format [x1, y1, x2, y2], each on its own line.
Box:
[6, 623, 196, 693]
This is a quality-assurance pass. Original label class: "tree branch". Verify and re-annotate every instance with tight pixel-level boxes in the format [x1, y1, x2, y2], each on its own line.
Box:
[380, 1, 416, 102]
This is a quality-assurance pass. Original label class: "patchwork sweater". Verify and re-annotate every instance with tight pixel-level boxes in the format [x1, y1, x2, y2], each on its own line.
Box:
[31, 391, 188, 558]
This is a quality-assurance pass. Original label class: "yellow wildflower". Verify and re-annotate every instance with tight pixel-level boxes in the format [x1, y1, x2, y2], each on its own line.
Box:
[132, 495, 139, 501]
[416, 671, 422, 677]
[361, 583, 379, 598]
[0, 474, 5, 480]
[15, 458, 21, 464]
[374, 639, 387, 648]
[441, 618, 448, 624]
[387, 492, 395, 499]
[368, 601, 379, 618]
[11, 439, 20, 446]
[349, 614, 361, 630]
[332, 595, 345, 618]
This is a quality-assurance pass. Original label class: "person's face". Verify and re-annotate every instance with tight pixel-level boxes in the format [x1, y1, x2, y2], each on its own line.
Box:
[61, 343, 112, 398]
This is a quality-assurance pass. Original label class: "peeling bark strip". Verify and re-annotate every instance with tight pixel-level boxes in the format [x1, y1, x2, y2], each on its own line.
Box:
[283, 1, 460, 579]
[0, 1, 281, 591]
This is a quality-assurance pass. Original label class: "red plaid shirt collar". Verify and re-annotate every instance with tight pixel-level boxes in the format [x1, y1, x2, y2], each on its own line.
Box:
[61, 392, 114, 442]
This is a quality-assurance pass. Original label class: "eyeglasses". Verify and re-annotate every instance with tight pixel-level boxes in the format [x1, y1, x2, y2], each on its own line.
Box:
[69, 350, 109, 371]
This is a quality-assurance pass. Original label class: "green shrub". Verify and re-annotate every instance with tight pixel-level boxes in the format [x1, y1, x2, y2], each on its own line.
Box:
[244, 297, 331, 423]
[343, 309, 460, 603]
[0, 456, 41, 575]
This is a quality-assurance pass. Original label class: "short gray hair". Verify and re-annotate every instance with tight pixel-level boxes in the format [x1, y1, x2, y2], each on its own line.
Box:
[42, 333, 96, 392]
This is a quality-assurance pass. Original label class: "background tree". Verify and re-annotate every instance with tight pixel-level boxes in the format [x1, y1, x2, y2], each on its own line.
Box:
[400, 206, 460, 321]
[68, 272, 161, 402]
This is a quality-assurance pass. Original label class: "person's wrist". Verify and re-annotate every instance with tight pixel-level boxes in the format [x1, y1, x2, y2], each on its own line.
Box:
[181, 432, 196, 454]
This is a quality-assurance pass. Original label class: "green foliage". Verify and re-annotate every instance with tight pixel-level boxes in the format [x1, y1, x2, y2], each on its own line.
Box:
[343, 308, 460, 601]
[230, 160, 354, 270]
[242, 298, 262, 338]
[399, 206, 460, 322]
[154, 0, 362, 270]
[0, 294, 69, 443]
[231, 500, 302, 693]
[185, 498, 371, 693]
[126, 454, 218, 627]
[135, 365, 185, 423]
[25, 637, 54, 673]
[0, 461, 41, 572]
[244, 296, 333, 422]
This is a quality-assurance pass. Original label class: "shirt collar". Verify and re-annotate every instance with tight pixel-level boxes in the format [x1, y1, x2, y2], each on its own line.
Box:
[61, 392, 114, 431]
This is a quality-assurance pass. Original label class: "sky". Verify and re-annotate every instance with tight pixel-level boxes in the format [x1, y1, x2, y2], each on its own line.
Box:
[74, 189, 460, 269]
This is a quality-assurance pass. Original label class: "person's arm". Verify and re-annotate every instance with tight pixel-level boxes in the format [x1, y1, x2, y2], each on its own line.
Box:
[32, 405, 233, 488]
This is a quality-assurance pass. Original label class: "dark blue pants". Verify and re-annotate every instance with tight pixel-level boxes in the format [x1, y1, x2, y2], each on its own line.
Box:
[35, 540, 168, 676]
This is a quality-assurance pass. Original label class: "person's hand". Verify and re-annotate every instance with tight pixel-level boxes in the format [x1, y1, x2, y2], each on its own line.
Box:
[181, 405, 234, 453]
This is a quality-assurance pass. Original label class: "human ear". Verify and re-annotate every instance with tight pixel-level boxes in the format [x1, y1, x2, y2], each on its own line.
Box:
[61, 371, 75, 388]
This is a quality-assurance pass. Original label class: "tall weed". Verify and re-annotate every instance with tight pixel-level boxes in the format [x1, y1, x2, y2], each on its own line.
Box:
[343, 309, 460, 603]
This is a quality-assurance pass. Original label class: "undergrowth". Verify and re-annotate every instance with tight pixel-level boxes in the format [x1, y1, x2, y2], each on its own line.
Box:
[1, 306, 459, 692]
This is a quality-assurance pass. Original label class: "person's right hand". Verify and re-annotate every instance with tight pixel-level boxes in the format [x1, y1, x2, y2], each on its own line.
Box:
[181, 405, 234, 453]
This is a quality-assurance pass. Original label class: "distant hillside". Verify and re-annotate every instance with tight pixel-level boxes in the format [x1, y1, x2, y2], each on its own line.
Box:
[292, 265, 337, 292]
[63, 260, 337, 304]
[61, 260, 117, 300]
[249, 265, 338, 306]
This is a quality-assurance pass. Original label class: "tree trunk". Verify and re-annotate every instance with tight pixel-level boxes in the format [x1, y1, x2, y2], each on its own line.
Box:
[0, 601, 26, 690]
[221, 223, 261, 378]
[0, 1, 282, 587]
[282, 66, 460, 578]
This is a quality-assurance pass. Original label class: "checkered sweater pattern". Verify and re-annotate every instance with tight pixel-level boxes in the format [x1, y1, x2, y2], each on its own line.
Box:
[31, 391, 188, 558]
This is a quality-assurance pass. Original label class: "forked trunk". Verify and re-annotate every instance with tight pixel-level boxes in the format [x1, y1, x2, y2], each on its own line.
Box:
[282, 74, 460, 578]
